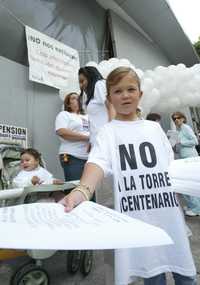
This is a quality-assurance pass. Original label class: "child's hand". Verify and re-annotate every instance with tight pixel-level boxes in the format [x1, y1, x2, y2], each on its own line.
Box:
[31, 176, 41, 185]
[53, 179, 64, 185]
[59, 191, 86, 212]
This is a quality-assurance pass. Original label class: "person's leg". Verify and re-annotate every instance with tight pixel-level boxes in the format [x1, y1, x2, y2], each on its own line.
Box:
[144, 273, 166, 285]
[59, 154, 69, 181]
[173, 272, 197, 285]
[183, 194, 200, 215]
[60, 154, 86, 181]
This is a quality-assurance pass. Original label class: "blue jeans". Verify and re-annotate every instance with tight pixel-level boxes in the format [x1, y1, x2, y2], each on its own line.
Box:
[60, 154, 86, 181]
[144, 273, 197, 285]
[60, 154, 95, 201]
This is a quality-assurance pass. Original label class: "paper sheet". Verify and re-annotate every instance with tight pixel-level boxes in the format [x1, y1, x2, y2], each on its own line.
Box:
[169, 157, 200, 197]
[0, 201, 172, 250]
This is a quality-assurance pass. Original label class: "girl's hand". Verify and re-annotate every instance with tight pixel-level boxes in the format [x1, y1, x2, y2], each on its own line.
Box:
[59, 191, 86, 212]
[105, 99, 116, 121]
[31, 176, 40, 185]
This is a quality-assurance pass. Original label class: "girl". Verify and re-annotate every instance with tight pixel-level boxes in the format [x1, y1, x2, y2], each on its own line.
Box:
[60, 67, 197, 285]
[172, 111, 200, 216]
[13, 148, 61, 187]
[78, 66, 115, 146]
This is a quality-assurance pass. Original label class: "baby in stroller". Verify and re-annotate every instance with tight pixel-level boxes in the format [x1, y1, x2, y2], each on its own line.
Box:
[13, 147, 64, 203]
[13, 148, 63, 188]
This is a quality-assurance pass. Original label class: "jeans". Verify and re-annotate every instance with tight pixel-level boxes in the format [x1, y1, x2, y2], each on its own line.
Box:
[60, 154, 86, 181]
[144, 273, 197, 285]
[60, 154, 95, 201]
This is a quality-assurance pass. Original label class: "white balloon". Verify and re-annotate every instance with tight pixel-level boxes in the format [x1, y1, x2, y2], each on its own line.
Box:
[108, 57, 119, 65]
[119, 58, 131, 67]
[85, 61, 98, 68]
[135, 68, 144, 78]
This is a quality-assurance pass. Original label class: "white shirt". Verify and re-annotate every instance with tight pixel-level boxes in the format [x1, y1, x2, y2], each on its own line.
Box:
[55, 111, 89, 159]
[86, 80, 108, 146]
[13, 166, 53, 187]
[88, 119, 196, 283]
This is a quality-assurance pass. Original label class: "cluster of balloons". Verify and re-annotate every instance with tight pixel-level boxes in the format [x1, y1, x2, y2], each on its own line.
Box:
[59, 57, 200, 117]
[141, 63, 200, 115]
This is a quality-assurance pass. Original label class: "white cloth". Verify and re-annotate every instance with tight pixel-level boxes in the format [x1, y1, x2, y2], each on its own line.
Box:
[55, 111, 89, 159]
[86, 80, 108, 146]
[88, 119, 196, 284]
[13, 166, 54, 187]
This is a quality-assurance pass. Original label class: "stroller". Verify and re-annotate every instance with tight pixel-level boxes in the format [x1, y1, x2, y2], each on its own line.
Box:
[0, 142, 93, 285]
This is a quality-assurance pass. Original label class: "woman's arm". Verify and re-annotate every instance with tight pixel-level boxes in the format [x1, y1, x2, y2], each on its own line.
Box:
[59, 162, 104, 211]
[105, 99, 116, 121]
[180, 124, 198, 147]
[56, 128, 89, 141]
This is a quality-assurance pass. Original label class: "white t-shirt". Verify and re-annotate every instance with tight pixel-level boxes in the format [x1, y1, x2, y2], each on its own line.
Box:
[86, 80, 108, 146]
[55, 111, 89, 160]
[88, 119, 196, 284]
[13, 166, 53, 188]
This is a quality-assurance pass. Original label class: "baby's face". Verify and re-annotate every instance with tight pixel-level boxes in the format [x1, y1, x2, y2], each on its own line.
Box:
[20, 153, 39, 171]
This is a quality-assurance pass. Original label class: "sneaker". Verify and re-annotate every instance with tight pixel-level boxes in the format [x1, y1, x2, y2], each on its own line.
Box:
[185, 210, 199, 217]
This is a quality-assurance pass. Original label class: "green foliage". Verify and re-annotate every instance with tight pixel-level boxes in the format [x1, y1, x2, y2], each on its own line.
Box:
[193, 37, 200, 57]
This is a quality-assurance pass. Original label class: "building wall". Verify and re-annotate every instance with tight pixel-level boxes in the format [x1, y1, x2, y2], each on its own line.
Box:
[0, 0, 106, 178]
[110, 11, 171, 69]
[0, 56, 63, 178]
[0, 0, 106, 65]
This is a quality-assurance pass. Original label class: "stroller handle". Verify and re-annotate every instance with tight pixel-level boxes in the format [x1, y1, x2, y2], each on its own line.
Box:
[0, 180, 80, 201]
[0, 188, 24, 200]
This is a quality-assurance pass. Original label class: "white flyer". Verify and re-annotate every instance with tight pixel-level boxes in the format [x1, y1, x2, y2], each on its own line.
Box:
[169, 157, 200, 197]
[0, 201, 172, 250]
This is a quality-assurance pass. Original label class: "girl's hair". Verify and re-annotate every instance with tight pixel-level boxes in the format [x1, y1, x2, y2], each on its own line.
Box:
[63, 92, 81, 113]
[20, 148, 43, 166]
[78, 66, 103, 105]
[171, 111, 187, 123]
[146, 113, 161, 121]
[106, 66, 141, 96]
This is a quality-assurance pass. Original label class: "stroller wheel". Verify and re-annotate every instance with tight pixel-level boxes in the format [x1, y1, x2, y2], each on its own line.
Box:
[10, 262, 50, 285]
[67, 250, 82, 274]
[80, 250, 93, 276]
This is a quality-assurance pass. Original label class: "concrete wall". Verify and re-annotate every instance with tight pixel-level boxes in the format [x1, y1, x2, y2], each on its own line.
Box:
[110, 11, 171, 70]
[0, 56, 63, 178]
[0, 0, 106, 65]
[0, 0, 106, 178]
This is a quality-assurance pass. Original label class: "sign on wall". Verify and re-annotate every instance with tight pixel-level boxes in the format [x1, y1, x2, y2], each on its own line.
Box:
[25, 26, 80, 90]
[0, 124, 28, 148]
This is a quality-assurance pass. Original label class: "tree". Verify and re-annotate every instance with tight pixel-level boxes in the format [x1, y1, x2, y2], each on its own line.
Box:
[193, 37, 200, 58]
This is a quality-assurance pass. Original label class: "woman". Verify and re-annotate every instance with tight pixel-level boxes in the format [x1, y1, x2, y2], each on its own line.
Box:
[55, 92, 89, 181]
[172, 111, 200, 216]
[79, 66, 115, 147]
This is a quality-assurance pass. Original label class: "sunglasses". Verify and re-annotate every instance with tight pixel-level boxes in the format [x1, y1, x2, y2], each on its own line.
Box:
[172, 116, 182, 121]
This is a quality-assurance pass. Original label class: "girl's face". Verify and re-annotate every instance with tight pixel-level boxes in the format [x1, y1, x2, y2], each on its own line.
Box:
[79, 73, 88, 91]
[20, 153, 39, 171]
[108, 74, 142, 121]
[69, 94, 79, 113]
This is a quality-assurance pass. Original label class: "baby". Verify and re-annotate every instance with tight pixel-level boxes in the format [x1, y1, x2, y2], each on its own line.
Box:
[13, 148, 62, 187]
